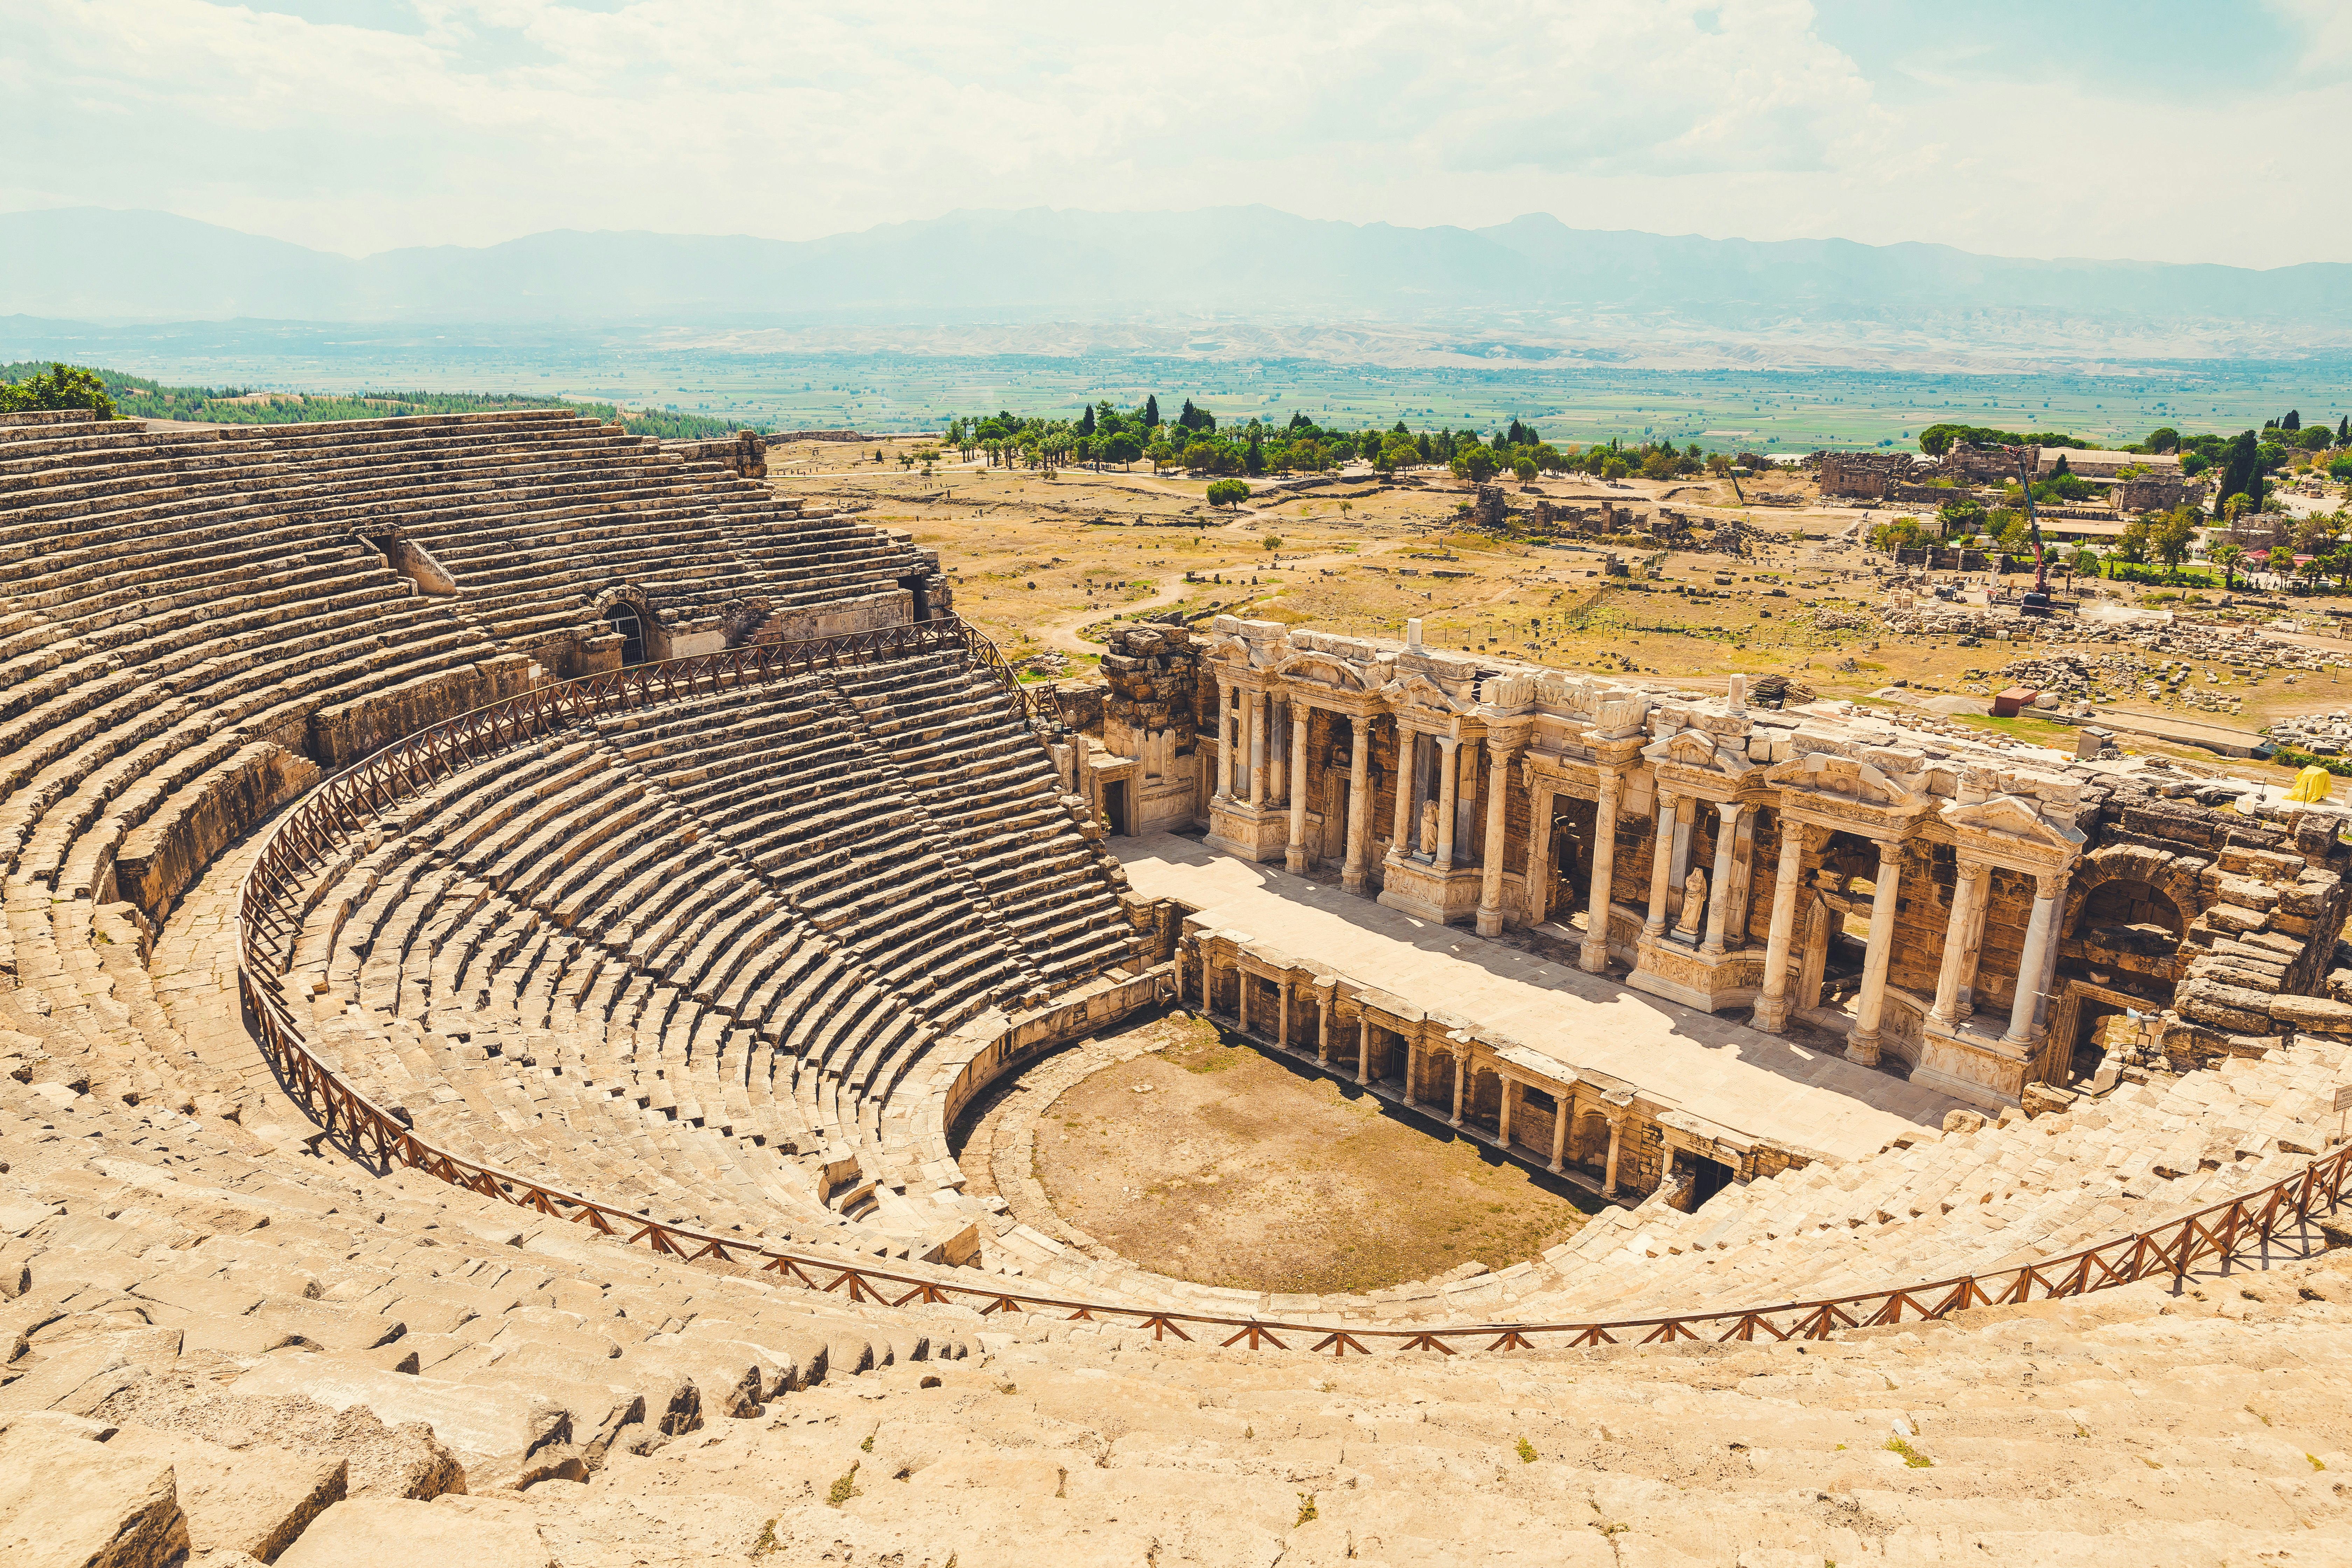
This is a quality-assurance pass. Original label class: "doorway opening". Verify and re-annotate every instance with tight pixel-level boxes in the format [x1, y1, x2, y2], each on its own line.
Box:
[1103, 780, 1130, 837]
[603, 602, 647, 666]
[1686, 1153, 1736, 1210]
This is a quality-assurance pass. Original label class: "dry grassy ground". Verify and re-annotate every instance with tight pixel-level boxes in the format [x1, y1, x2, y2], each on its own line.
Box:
[1029, 1016, 1599, 1295]
[773, 444, 2352, 789]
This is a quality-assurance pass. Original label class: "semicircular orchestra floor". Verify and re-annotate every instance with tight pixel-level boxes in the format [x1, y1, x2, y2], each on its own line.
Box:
[981, 1014, 1604, 1296]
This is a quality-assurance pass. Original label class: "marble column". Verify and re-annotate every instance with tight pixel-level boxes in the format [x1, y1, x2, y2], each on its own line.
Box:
[1342, 719, 1372, 894]
[1212, 676, 1232, 804]
[1277, 978, 1290, 1049]
[1434, 736, 1460, 867]
[1172, 945, 1186, 1010]
[1450, 1051, 1466, 1127]
[1247, 690, 1266, 807]
[1475, 748, 1518, 937]
[1403, 1035, 1420, 1108]
[1603, 1114, 1624, 1197]
[1548, 1097, 1568, 1173]
[1355, 1015, 1370, 1085]
[2007, 873, 2063, 1046]
[1316, 991, 1331, 1065]
[1499, 1080, 1516, 1149]
[1956, 871, 1992, 1018]
[1931, 860, 1988, 1028]
[1286, 706, 1311, 872]
[1390, 727, 1416, 856]
[1643, 794, 1678, 936]
[1846, 839, 1907, 1068]
[1237, 966, 1250, 1032]
[1753, 818, 1809, 1034]
[1582, 769, 1623, 975]
[1524, 782, 1555, 928]
[1701, 801, 1746, 956]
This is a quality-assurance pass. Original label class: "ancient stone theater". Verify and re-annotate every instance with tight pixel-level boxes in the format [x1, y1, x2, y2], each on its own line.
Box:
[3, 408, 2350, 1566]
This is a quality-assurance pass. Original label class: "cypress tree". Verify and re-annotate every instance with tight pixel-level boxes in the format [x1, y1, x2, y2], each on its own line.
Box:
[1076, 404, 1094, 437]
[2283, 409, 2301, 432]
[2215, 430, 2259, 514]
[1142, 394, 1160, 428]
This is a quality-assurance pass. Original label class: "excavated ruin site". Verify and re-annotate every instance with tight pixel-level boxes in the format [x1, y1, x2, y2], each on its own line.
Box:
[4, 408, 2352, 1567]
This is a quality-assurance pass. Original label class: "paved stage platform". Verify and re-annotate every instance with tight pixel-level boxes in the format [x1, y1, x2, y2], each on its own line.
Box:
[1116, 833, 1963, 1162]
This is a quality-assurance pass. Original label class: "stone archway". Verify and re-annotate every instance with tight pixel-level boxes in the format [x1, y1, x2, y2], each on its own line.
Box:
[2063, 844, 2205, 940]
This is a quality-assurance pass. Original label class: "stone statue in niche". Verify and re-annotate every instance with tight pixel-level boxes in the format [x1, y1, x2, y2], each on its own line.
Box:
[1675, 869, 1708, 940]
[1419, 799, 1439, 857]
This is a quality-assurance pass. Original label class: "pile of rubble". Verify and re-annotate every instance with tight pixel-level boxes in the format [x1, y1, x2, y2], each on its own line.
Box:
[1991, 652, 2148, 699]
[1885, 601, 2352, 670]
[2268, 709, 2352, 755]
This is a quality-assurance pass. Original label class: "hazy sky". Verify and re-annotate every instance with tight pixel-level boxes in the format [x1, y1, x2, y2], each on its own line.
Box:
[8, 0, 2347, 267]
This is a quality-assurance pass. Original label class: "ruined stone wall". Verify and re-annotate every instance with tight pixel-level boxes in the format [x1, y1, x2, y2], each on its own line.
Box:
[1818, 452, 1914, 499]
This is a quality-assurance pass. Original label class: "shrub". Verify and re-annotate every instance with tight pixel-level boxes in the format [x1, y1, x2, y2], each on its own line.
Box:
[0, 362, 114, 420]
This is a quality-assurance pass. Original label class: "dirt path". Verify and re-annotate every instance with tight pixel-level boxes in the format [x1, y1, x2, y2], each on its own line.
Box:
[1031, 543, 1394, 657]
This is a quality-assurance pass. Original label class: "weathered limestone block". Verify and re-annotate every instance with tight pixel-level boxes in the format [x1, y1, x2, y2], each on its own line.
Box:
[274, 1498, 551, 1568]
[2174, 977, 2274, 1034]
[0, 1416, 190, 1568]
[307, 655, 533, 770]
[2269, 994, 2352, 1034]
[113, 742, 320, 923]
[103, 1426, 346, 1563]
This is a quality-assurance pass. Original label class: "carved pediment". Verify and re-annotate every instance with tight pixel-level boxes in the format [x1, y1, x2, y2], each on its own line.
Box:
[1764, 751, 1924, 813]
[1940, 791, 2086, 853]
[1202, 636, 1258, 668]
[1644, 724, 1754, 779]
[1381, 673, 1475, 715]
[1272, 652, 1371, 691]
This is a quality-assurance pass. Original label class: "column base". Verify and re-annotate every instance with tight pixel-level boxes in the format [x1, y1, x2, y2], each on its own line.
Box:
[1629, 934, 1764, 1015]
[1751, 995, 1789, 1035]
[1341, 869, 1367, 895]
[1374, 854, 1483, 924]
[1285, 844, 1310, 873]
[1845, 1029, 1882, 1067]
[1207, 798, 1290, 862]
[1578, 937, 1609, 974]
[1474, 907, 1506, 938]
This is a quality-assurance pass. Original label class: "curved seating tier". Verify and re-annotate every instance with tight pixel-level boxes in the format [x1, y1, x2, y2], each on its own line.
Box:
[275, 651, 1139, 1262]
[6, 1028, 2351, 1564]
[220, 410, 927, 653]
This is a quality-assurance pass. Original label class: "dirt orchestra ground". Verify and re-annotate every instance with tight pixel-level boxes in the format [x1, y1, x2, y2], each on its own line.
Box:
[1027, 1014, 1602, 1296]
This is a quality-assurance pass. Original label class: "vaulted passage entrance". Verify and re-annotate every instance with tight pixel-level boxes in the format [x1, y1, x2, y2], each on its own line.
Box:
[604, 602, 647, 666]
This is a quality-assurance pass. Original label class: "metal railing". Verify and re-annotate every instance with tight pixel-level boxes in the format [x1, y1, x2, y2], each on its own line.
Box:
[234, 620, 2351, 1354]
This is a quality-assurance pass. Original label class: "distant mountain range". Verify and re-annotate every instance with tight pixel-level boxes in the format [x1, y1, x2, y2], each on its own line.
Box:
[5, 205, 2349, 363]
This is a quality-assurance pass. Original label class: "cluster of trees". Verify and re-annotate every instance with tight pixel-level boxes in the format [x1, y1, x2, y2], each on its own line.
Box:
[1916, 422, 2094, 456]
[945, 398, 1538, 478]
[0, 361, 742, 440]
[0, 362, 114, 419]
[940, 397, 1751, 495]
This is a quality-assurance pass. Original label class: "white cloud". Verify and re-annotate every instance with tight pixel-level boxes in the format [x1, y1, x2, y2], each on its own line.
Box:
[2, 0, 2346, 267]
